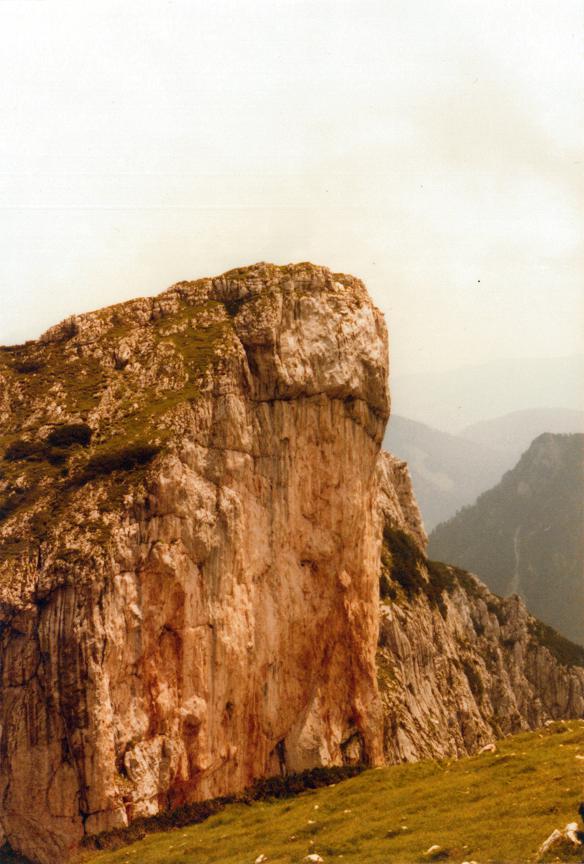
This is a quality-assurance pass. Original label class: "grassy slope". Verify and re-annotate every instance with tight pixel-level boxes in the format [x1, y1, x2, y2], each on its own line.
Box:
[83, 721, 584, 864]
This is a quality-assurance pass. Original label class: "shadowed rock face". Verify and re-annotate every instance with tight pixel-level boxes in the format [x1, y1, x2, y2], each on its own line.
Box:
[377, 451, 584, 763]
[0, 264, 389, 863]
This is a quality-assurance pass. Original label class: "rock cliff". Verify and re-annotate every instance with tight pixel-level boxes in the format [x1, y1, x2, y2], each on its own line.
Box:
[377, 450, 584, 762]
[0, 263, 582, 864]
[0, 264, 389, 863]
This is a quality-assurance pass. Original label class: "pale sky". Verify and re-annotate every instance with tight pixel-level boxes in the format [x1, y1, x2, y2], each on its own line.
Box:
[0, 0, 582, 379]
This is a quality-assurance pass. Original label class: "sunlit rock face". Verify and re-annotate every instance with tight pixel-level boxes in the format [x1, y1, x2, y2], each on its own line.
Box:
[0, 263, 390, 863]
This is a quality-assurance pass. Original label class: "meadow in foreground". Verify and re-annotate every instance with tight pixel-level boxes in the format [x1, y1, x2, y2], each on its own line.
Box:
[83, 720, 584, 864]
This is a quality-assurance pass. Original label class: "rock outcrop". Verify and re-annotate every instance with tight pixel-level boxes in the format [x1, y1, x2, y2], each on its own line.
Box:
[377, 450, 584, 762]
[0, 263, 582, 864]
[0, 264, 389, 863]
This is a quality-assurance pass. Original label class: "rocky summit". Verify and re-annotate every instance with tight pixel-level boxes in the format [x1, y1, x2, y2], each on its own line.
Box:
[0, 263, 582, 864]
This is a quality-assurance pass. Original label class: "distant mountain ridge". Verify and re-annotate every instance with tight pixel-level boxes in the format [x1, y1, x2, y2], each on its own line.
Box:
[385, 409, 584, 531]
[391, 355, 584, 433]
[428, 433, 584, 644]
[383, 415, 508, 530]
[463, 407, 584, 462]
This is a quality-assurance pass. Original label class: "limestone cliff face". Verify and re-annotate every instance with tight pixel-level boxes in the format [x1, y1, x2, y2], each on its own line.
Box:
[376, 450, 584, 762]
[0, 264, 389, 863]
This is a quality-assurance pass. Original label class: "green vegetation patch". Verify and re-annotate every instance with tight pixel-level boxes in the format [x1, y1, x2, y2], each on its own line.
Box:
[0, 843, 31, 862]
[223, 296, 249, 317]
[166, 320, 226, 383]
[0, 453, 63, 537]
[4, 438, 52, 463]
[0, 424, 97, 535]
[380, 526, 463, 618]
[12, 359, 44, 374]
[82, 722, 584, 864]
[2, 424, 92, 469]
[46, 423, 92, 448]
[0, 341, 105, 450]
[529, 619, 584, 668]
[0, 437, 159, 566]
[381, 526, 425, 600]
[0, 488, 34, 524]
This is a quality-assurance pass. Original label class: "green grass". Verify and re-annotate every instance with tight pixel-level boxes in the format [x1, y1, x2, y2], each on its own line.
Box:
[81, 722, 584, 864]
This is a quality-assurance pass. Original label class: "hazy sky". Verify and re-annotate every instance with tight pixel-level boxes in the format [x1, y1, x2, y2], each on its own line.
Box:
[0, 0, 582, 378]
